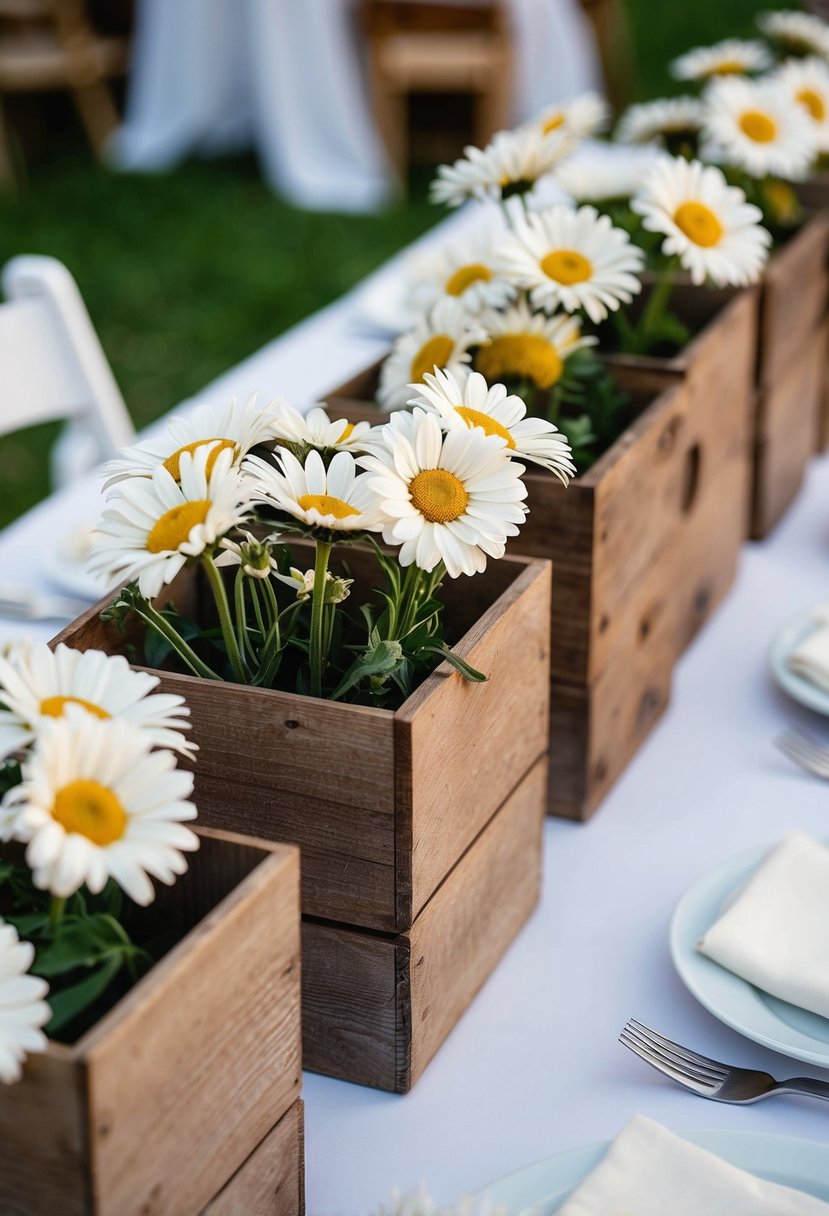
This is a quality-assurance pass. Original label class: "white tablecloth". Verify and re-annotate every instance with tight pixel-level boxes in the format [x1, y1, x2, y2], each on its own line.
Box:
[110, 0, 601, 211]
[4, 216, 829, 1213]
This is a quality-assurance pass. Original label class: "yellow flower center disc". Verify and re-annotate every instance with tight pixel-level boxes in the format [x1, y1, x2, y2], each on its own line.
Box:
[411, 335, 456, 384]
[739, 109, 778, 143]
[673, 201, 724, 248]
[543, 112, 565, 134]
[53, 779, 127, 846]
[709, 60, 746, 75]
[475, 334, 564, 390]
[540, 249, 593, 285]
[409, 468, 469, 523]
[445, 262, 493, 296]
[163, 438, 236, 481]
[40, 696, 110, 720]
[147, 500, 211, 553]
[797, 87, 826, 121]
[455, 406, 516, 448]
[297, 493, 360, 520]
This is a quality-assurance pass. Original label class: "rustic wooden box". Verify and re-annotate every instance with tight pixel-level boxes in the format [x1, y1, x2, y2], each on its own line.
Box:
[54, 549, 551, 934]
[0, 830, 301, 1216]
[204, 1100, 304, 1216]
[324, 288, 755, 818]
[303, 753, 545, 1091]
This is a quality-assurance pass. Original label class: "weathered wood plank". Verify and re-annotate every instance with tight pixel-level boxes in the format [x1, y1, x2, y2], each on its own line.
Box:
[201, 1101, 305, 1216]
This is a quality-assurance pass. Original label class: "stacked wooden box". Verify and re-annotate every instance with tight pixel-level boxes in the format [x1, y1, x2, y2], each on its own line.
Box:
[325, 286, 757, 820]
[0, 831, 304, 1216]
[55, 547, 551, 1091]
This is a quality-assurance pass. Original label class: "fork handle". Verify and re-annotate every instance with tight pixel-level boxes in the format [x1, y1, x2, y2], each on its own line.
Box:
[778, 1077, 829, 1102]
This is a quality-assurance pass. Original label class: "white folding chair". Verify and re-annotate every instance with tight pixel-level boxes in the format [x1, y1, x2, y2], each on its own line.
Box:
[0, 254, 135, 488]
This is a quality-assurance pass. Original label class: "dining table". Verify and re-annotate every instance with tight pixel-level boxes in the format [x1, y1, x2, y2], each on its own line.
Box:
[3, 202, 829, 1214]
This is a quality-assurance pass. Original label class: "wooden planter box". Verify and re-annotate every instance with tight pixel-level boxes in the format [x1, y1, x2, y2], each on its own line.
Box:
[0, 830, 302, 1216]
[795, 178, 829, 452]
[204, 1100, 304, 1216]
[54, 549, 550, 1089]
[323, 288, 755, 819]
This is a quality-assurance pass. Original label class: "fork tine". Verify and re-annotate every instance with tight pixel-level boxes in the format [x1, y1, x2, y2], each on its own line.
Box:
[775, 733, 829, 776]
[627, 1020, 729, 1079]
[619, 1029, 716, 1094]
[625, 1021, 727, 1084]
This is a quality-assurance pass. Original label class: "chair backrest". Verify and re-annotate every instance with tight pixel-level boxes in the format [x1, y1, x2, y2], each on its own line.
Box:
[0, 255, 134, 481]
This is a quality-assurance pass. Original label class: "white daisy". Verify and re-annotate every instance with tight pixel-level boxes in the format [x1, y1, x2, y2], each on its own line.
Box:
[631, 157, 771, 286]
[496, 204, 644, 323]
[359, 409, 527, 578]
[406, 229, 516, 315]
[0, 920, 49, 1085]
[270, 403, 372, 455]
[616, 97, 706, 147]
[472, 298, 596, 390]
[378, 297, 487, 411]
[774, 56, 829, 152]
[671, 38, 773, 82]
[1, 711, 199, 905]
[245, 448, 382, 534]
[101, 393, 284, 489]
[0, 641, 195, 763]
[89, 445, 254, 600]
[412, 367, 575, 483]
[534, 91, 610, 140]
[430, 125, 573, 208]
[702, 76, 817, 180]
[758, 10, 829, 60]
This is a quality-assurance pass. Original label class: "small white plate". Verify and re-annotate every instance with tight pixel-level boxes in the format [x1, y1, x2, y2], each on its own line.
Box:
[670, 841, 829, 1068]
[770, 606, 829, 716]
[476, 1129, 829, 1213]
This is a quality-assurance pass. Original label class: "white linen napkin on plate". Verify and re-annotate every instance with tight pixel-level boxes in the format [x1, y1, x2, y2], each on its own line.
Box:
[697, 832, 829, 1020]
[557, 1115, 829, 1214]
[787, 608, 829, 691]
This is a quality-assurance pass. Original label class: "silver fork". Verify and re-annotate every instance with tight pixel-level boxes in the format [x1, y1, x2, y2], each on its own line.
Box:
[620, 1018, 829, 1104]
[775, 729, 829, 779]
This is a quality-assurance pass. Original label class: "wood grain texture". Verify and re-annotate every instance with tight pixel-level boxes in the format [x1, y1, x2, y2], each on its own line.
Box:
[55, 551, 550, 934]
[301, 755, 545, 1092]
[752, 317, 827, 537]
[201, 1101, 305, 1216]
[0, 832, 301, 1216]
[759, 211, 829, 389]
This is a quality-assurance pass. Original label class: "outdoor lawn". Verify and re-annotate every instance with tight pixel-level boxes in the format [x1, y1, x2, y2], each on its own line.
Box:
[0, 0, 768, 529]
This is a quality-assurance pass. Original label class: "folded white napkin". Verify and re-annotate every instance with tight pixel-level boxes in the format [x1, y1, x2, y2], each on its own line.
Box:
[787, 609, 829, 691]
[697, 832, 829, 1020]
[557, 1115, 829, 1214]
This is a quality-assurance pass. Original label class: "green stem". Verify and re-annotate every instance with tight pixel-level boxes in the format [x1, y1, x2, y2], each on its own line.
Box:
[637, 261, 677, 354]
[133, 599, 221, 681]
[309, 541, 332, 697]
[203, 554, 248, 684]
[49, 896, 66, 932]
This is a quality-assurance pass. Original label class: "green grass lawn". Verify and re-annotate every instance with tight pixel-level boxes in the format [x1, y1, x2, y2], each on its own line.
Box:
[0, 0, 772, 528]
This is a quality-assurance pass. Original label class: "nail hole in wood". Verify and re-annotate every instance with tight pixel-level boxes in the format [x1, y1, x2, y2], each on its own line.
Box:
[681, 443, 702, 514]
[284, 720, 300, 730]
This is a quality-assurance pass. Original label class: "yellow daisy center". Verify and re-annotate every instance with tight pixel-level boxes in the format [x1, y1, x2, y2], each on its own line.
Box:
[297, 493, 359, 520]
[475, 334, 564, 390]
[40, 696, 110, 720]
[147, 500, 211, 553]
[797, 87, 826, 121]
[540, 249, 593, 285]
[455, 406, 516, 448]
[409, 468, 469, 523]
[543, 112, 565, 133]
[163, 438, 236, 481]
[673, 201, 724, 248]
[708, 60, 746, 75]
[411, 335, 455, 384]
[52, 779, 127, 846]
[764, 179, 798, 220]
[739, 109, 778, 142]
[445, 262, 492, 296]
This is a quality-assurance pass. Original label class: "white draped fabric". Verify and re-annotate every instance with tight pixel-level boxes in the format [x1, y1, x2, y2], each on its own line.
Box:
[109, 0, 602, 211]
[3, 210, 829, 1212]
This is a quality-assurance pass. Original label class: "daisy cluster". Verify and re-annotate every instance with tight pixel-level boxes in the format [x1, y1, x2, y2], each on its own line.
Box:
[0, 639, 199, 1083]
[87, 387, 566, 706]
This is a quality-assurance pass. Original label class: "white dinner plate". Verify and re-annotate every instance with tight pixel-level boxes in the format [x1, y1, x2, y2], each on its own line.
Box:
[769, 606, 829, 716]
[476, 1129, 829, 1213]
[670, 840, 829, 1068]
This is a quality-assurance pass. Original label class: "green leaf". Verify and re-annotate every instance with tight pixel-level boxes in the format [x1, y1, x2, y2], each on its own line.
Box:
[421, 644, 488, 682]
[330, 638, 404, 699]
[46, 954, 123, 1035]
